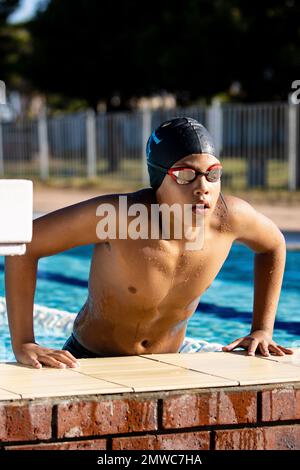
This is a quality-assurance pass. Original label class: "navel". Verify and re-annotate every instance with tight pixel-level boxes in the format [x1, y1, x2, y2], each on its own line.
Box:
[128, 286, 137, 294]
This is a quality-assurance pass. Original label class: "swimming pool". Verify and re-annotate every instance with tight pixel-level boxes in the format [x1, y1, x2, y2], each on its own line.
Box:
[1, 236, 300, 361]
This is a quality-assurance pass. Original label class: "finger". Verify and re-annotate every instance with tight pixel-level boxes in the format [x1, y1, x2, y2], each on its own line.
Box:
[222, 338, 243, 351]
[31, 358, 42, 369]
[60, 350, 80, 365]
[277, 345, 294, 355]
[26, 356, 42, 369]
[38, 355, 67, 369]
[269, 344, 285, 356]
[258, 343, 270, 357]
[247, 339, 259, 356]
[21, 353, 42, 369]
[51, 351, 79, 368]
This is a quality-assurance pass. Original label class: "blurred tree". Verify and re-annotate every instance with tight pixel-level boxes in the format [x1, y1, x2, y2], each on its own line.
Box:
[14, 0, 300, 107]
[0, 0, 20, 22]
[234, 0, 300, 101]
[23, 0, 241, 108]
[0, 0, 20, 26]
[0, 0, 21, 84]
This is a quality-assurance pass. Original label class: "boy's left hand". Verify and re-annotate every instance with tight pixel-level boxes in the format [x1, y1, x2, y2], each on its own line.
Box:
[222, 329, 294, 357]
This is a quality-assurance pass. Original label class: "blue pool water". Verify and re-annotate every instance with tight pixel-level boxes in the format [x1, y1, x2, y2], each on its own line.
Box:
[0, 239, 300, 361]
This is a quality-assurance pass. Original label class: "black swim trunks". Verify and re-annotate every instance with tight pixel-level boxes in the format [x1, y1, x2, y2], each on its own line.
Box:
[62, 333, 107, 359]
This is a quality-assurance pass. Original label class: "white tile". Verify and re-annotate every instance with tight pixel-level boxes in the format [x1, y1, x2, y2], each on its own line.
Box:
[0, 368, 133, 399]
[141, 351, 300, 385]
[89, 367, 238, 392]
[0, 388, 22, 400]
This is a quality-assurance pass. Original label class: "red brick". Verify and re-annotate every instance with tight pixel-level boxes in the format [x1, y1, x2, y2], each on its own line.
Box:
[215, 425, 300, 450]
[163, 390, 257, 428]
[215, 428, 265, 450]
[5, 439, 107, 450]
[262, 388, 300, 421]
[0, 403, 52, 442]
[112, 431, 210, 450]
[57, 398, 157, 438]
[263, 425, 300, 450]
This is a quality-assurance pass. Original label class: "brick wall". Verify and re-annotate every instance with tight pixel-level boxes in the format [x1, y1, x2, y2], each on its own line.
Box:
[1, 383, 300, 450]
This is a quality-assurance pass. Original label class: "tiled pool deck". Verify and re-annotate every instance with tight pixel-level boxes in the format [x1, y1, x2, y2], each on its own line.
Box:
[1, 350, 300, 399]
[1, 349, 300, 450]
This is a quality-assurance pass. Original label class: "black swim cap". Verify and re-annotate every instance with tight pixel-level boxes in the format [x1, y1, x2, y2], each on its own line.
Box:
[146, 117, 217, 191]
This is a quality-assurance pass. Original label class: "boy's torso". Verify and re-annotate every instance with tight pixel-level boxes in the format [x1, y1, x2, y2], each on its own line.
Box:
[73, 189, 235, 356]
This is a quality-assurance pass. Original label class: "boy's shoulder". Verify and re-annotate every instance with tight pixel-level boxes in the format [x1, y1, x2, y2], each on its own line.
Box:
[221, 194, 257, 227]
[221, 194, 284, 249]
[129, 187, 156, 204]
[221, 194, 263, 238]
[82, 189, 148, 208]
[222, 194, 256, 218]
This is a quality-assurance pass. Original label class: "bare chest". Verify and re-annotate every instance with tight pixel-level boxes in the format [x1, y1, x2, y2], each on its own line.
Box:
[90, 235, 233, 307]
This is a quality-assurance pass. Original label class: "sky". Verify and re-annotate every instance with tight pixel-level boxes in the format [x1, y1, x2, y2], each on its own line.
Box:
[8, 0, 48, 24]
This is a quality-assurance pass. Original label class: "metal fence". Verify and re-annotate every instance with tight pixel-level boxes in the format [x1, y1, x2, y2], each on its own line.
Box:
[0, 102, 299, 190]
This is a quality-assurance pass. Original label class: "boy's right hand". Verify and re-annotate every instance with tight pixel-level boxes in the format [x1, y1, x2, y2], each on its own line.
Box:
[14, 343, 79, 369]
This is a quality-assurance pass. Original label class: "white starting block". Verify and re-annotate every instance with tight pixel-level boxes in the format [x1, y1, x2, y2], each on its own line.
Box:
[0, 180, 33, 255]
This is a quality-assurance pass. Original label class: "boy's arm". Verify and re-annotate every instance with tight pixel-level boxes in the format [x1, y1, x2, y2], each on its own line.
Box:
[5, 194, 116, 368]
[222, 196, 293, 357]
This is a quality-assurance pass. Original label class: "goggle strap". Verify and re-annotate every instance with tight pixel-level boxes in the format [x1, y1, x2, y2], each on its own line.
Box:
[147, 161, 169, 174]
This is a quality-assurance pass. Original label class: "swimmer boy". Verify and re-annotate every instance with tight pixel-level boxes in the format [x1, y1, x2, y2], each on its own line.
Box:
[5, 117, 293, 368]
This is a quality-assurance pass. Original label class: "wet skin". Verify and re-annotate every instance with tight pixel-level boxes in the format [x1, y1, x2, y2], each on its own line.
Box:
[73, 190, 232, 356]
[73, 153, 234, 356]
[5, 153, 292, 367]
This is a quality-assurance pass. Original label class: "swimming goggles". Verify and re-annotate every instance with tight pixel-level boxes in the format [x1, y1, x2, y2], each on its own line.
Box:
[147, 162, 222, 185]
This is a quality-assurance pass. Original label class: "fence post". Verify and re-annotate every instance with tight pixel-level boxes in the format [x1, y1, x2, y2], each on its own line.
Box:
[38, 107, 49, 180]
[288, 97, 300, 190]
[0, 119, 3, 176]
[206, 98, 223, 156]
[86, 108, 97, 178]
[141, 109, 152, 186]
[246, 106, 267, 188]
[0, 80, 6, 176]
